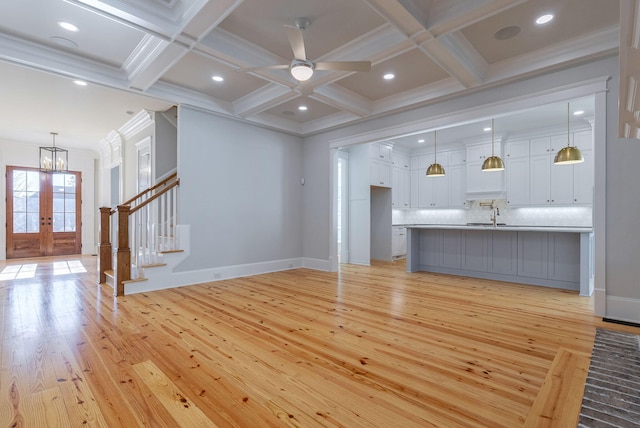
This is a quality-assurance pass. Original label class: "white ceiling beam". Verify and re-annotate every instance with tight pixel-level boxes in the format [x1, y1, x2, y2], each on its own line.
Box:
[233, 84, 297, 117]
[419, 31, 488, 87]
[311, 85, 372, 117]
[424, 0, 527, 37]
[487, 26, 618, 83]
[0, 32, 130, 88]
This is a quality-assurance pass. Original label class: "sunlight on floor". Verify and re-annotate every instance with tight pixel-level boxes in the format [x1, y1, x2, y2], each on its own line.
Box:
[0, 260, 87, 280]
[0, 263, 37, 280]
[53, 260, 87, 275]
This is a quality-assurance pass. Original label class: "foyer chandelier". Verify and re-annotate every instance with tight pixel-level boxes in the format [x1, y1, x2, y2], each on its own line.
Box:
[40, 132, 68, 172]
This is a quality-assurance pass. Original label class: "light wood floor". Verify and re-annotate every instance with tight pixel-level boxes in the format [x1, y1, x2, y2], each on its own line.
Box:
[1, 255, 638, 427]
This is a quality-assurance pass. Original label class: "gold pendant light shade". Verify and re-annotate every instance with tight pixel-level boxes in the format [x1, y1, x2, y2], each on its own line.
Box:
[554, 103, 584, 165]
[481, 118, 504, 172]
[426, 129, 445, 177]
[426, 162, 445, 176]
[482, 155, 505, 171]
[554, 145, 583, 164]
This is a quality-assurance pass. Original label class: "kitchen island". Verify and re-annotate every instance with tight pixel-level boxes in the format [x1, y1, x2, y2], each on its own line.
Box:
[405, 225, 593, 296]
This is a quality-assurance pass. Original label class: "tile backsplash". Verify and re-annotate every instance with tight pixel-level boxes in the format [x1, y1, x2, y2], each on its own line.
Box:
[393, 199, 592, 227]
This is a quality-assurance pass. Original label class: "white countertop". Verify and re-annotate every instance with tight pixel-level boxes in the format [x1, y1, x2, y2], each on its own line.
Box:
[395, 224, 593, 233]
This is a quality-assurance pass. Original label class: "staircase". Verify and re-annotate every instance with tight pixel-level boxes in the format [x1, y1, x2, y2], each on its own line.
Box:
[98, 173, 188, 296]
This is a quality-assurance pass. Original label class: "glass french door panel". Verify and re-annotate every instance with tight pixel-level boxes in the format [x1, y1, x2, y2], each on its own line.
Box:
[52, 173, 77, 232]
[12, 170, 40, 233]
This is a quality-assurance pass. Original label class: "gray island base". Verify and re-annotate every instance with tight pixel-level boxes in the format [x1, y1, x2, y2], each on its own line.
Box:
[405, 225, 593, 296]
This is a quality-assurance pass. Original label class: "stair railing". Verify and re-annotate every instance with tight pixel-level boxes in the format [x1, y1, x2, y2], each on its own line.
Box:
[98, 174, 179, 296]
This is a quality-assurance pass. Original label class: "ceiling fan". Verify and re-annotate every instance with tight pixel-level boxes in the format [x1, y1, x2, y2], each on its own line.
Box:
[241, 18, 371, 82]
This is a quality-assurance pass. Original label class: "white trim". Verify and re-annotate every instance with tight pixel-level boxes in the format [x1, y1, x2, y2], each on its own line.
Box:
[329, 76, 610, 148]
[593, 88, 608, 316]
[302, 258, 332, 271]
[606, 296, 640, 324]
[329, 148, 339, 272]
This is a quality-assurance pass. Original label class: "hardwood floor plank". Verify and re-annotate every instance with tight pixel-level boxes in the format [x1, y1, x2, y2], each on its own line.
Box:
[524, 347, 591, 427]
[1, 255, 639, 427]
[132, 359, 218, 427]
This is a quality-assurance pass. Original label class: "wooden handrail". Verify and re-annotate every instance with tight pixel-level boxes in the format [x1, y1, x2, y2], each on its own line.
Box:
[120, 172, 178, 207]
[129, 179, 179, 215]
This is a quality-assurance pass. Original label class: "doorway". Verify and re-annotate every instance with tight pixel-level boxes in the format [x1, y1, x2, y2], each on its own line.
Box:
[6, 166, 82, 259]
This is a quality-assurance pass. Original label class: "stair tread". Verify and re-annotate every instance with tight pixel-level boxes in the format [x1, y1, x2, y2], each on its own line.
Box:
[160, 249, 184, 254]
[140, 263, 168, 268]
[123, 277, 148, 284]
[104, 269, 114, 278]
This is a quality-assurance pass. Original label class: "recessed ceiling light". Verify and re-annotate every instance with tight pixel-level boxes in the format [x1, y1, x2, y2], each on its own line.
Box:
[58, 21, 79, 32]
[418, 139, 425, 143]
[298, 105, 308, 111]
[484, 127, 492, 132]
[383, 73, 395, 80]
[535, 14, 554, 25]
[573, 110, 585, 116]
[73, 80, 87, 86]
[211, 75, 224, 82]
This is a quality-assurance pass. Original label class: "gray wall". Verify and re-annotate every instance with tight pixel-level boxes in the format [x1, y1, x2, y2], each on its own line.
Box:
[177, 106, 303, 271]
[301, 54, 640, 323]
[155, 110, 177, 180]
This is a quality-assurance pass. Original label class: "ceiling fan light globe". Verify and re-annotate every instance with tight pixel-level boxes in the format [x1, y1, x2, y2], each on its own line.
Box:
[290, 60, 314, 81]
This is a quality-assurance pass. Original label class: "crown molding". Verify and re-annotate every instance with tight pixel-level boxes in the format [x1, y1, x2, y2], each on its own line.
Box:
[119, 110, 153, 140]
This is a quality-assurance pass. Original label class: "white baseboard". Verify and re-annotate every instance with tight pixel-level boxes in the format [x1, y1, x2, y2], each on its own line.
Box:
[593, 287, 606, 317]
[302, 258, 332, 271]
[606, 295, 640, 324]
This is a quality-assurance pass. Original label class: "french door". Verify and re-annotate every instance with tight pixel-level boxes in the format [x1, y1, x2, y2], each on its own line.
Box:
[6, 166, 82, 259]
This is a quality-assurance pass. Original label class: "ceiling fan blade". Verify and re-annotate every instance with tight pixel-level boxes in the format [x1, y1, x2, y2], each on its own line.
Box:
[238, 64, 290, 72]
[284, 25, 306, 61]
[315, 61, 371, 72]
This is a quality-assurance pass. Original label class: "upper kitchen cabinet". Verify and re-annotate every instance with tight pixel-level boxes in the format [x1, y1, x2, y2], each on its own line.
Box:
[369, 143, 393, 187]
[511, 129, 593, 206]
[505, 140, 530, 206]
[391, 152, 410, 169]
[466, 142, 505, 198]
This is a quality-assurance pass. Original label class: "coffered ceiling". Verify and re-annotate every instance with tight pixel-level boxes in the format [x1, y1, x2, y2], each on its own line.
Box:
[0, 0, 625, 149]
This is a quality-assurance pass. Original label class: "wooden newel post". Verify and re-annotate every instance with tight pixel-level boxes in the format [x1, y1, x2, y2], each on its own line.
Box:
[115, 204, 131, 297]
[97, 207, 112, 285]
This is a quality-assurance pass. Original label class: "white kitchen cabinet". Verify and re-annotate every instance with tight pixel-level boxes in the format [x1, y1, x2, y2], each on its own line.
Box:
[392, 226, 407, 258]
[505, 139, 530, 158]
[550, 159, 574, 204]
[530, 154, 551, 204]
[370, 160, 391, 187]
[392, 153, 410, 169]
[410, 171, 419, 208]
[419, 173, 448, 207]
[465, 142, 504, 196]
[530, 138, 592, 206]
[369, 143, 392, 162]
[506, 156, 530, 206]
[448, 165, 467, 207]
[392, 167, 411, 208]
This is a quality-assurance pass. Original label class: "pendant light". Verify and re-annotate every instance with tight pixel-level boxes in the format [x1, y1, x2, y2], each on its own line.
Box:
[426, 129, 445, 177]
[554, 103, 584, 165]
[482, 118, 504, 171]
[40, 132, 68, 172]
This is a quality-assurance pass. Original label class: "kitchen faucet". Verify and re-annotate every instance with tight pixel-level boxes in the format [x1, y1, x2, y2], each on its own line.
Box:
[479, 200, 500, 227]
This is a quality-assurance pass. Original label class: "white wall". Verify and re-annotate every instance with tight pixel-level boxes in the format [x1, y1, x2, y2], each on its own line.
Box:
[0, 138, 98, 259]
[302, 55, 640, 324]
[175, 106, 303, 272]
